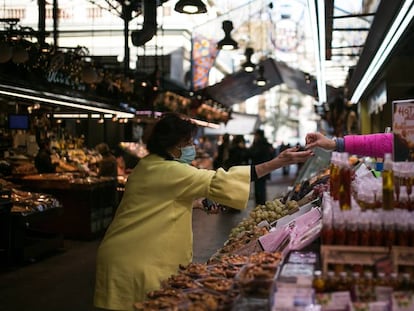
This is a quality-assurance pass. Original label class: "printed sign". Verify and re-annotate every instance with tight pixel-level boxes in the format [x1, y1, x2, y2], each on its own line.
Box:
[392, 99, 414, 161]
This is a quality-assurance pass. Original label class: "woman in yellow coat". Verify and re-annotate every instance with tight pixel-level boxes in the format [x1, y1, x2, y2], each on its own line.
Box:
[94, 113, 313, 311]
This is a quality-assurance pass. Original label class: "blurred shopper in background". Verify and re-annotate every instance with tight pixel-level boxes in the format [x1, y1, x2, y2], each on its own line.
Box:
[213, 133, 231, 170]
[96, 142, 118, 178]
[34, 139, 57, 174]
[248, 129, 275, 205]
[227, 135, 249, 168]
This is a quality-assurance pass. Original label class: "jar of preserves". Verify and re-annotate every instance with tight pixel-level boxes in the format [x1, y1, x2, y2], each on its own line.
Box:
[313, 270, 325, 293]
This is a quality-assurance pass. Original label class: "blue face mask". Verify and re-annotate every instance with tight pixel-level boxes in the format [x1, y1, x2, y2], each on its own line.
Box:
[177, 145, 196, 164]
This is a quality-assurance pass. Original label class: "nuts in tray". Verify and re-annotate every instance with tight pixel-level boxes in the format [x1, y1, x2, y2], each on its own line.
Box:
[146, 288, 183, 299]
[196, 276, 234, 293]
[207, 264, 228, 278]
[248, 251, 282, 267]
[185, 291, 220, 310]
[162, 274, 200, 289]
[207, 263, 243, 278]
[179, 263, 209, 278]
[134, 295, 182, 311]
[209, 254, 249, 266]
[235, 264, 278, 298]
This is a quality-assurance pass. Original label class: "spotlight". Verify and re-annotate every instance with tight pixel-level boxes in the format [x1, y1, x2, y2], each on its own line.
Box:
[242, 47, 256, 72]
[255, 65, 267, 86]
[174, 0, 207, 14]
[217, 20, 238, 50]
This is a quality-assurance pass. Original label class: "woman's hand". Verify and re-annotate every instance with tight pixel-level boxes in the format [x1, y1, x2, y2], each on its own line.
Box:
[277, 146, 313, 165]
[255, 147, 313, 179]
[305, 132, 336, 151]
[192, 198, 221, 214]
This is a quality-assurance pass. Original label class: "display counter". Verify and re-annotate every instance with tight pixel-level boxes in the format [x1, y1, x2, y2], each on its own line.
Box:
[132, 151, 414, 311]
[11, 207, 64, 263]
[0, 186, 64, 264]
[0, 190, 12, 265]
[15, 173, 117, 240]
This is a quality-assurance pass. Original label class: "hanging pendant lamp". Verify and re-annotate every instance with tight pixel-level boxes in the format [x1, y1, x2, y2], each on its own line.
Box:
[174, 0, 207, 14]
[217, 20, 238, 50]
[242, 47, 256, 72]
[255, 64, 267, 86]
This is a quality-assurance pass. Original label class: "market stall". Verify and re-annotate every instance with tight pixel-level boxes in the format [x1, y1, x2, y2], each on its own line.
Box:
[131, 138, 414, 310]
[16, 173, 117, 240]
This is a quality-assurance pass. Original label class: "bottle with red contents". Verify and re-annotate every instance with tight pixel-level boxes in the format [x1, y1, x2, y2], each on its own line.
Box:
[330, 152, 340, 200]
[346, 217, 359, 246]
[383, 212, 396, 247]
[339, 152, 352, 210]
[358, 215, 371, 246]
[334, 215, 346, 245]
[409, 217, 414, 247]
[370, 216, 384, 246]
[393, 162, 402, 209]
[396, 217, 409, 246]
[321, 220, 334, 245]
[402, 163, 414, 210]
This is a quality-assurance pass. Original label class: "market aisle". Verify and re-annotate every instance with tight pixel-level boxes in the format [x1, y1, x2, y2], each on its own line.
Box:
[0, 167, 297, 311]
[193, 167, 297, 263]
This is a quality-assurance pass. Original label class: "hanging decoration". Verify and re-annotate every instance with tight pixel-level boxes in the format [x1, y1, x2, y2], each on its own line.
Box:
[192, 34, 218, 91]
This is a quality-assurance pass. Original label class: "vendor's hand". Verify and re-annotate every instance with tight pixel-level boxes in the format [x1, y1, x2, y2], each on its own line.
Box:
[305, 132, 336, 151]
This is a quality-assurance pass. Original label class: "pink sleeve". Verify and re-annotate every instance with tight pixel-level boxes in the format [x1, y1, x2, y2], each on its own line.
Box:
[344, 133, 393, 158]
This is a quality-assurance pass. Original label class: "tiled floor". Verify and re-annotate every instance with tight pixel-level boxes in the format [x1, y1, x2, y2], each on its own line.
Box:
[0, 168, 297, 311]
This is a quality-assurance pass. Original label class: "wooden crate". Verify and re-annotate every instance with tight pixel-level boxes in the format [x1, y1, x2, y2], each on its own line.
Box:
[320, 245, 390, 273]
[392, 246, 414, 268]
[320, 245, 414, 274]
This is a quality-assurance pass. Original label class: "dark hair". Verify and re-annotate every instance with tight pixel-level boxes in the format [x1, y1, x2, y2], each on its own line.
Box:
[38, 139, 50, 149]
[255, 129, 265, 138]
[232, 135, 245, 145]
[146, 113, 198, 159]
[96, 142, 110, 156]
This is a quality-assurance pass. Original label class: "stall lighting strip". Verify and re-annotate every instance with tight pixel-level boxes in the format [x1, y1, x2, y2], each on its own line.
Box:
[317, 0, 327, 104]
[350, 0, 414, 103]
[190, 118, 221, 129]
[133, 110, 220, 128]
[53, 114, 89, 118]
[52, 113, 114, 119]
[0, 84, 135, 119]
[307, 0, 327, 105]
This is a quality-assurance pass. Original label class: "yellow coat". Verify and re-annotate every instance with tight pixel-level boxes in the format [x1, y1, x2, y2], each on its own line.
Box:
[94, 154, 250, 311]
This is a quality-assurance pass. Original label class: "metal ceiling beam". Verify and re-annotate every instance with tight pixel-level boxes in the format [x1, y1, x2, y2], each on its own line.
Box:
[333, 12, 375, 19]
[331, 53, 360, 57]
[332, 27, 370, 31]
[331, 45, 365, 49]
[347, 1, 408, 97]
[325, 0, 334, 60]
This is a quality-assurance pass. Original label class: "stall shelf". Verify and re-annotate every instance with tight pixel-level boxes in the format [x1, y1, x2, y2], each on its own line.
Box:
[17, 174, 117, 240]
[0, 189, 12, 265]
[10, 207, 64, 263]
[0, 186, 65, 264]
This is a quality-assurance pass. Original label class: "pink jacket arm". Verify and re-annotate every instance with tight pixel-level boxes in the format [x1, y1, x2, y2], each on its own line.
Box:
[344, 133, 393, 158]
